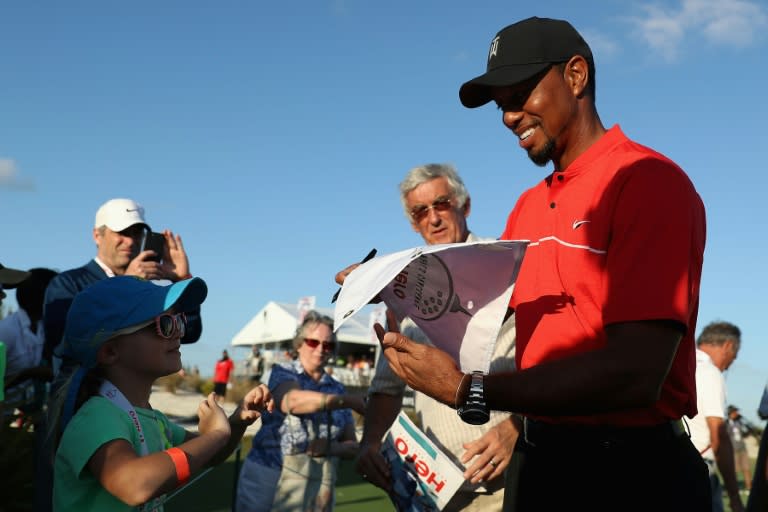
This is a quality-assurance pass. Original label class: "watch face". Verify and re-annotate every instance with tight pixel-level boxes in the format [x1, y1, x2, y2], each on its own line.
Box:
[459, 407, 490, 425]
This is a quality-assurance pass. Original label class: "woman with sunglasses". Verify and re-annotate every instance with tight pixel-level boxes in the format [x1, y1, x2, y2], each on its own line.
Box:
[50, 276, 275, 511]
[236, 310, 366, 512]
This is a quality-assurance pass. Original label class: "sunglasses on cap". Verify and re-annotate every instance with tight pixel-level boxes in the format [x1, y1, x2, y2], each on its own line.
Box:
[303, 338, 335, 352]
[152, 312, 187, 340]
[409, 197, 454, 223]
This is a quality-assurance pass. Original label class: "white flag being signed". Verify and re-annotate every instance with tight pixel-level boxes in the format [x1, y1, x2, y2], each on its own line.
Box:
[334, 240, 528, 372]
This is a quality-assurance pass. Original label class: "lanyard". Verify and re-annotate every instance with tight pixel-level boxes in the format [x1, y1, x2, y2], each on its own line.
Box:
[99, 380, 150, 455]
[98, 380, 167, 511]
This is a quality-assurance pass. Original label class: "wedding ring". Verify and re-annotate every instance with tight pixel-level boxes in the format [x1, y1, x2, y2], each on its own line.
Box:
[489, 459, 498, 468]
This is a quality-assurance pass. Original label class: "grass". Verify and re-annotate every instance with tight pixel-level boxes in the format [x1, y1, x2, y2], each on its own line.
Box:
[165, 436, 393, 512]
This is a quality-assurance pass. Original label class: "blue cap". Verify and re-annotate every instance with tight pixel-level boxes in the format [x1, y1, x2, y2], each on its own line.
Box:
[60, 275, 208, 368]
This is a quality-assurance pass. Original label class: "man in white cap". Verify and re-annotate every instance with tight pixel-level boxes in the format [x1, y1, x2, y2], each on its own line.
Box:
[43, 198, 198, 365]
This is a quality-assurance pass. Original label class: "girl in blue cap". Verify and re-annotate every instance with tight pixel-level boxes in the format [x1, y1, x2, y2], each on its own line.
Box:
[50, 276, 274, 511]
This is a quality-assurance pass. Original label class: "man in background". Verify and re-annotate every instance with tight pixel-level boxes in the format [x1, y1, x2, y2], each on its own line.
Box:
[0, 262, 30, 310]
[0, 268, 58, 406]
[214, 349, 235, 402]
[0, 262, 32, 402]
[247, 346, 264, 383]
[688, 321, 745, 512]
[43, 197, 198, 368]
[353, 163, 517, 511]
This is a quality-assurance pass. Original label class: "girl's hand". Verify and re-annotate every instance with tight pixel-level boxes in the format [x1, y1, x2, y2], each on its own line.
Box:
[234, 384, 275, 425]
[198, 392, 230, 438]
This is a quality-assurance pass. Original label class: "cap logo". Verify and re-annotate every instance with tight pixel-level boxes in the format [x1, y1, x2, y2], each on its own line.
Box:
[488, 36, 500, 63]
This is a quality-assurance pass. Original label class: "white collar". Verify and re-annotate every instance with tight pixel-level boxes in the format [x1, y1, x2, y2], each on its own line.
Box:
[93, 257, 117, 278]
[695, 348, 715, 366]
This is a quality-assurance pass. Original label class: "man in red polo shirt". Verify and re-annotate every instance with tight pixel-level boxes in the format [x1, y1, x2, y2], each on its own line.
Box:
[371, 16, 709, 511]
[213, 349, 235, 402]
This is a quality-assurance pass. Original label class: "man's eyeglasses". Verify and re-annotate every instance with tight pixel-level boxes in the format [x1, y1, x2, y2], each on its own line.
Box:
[303, 338, 335, 352]
[153, 313, 187, 340]
[409, 197, 454, 222]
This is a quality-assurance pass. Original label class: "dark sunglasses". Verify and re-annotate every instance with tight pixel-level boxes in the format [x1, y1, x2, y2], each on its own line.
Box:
[303, 338, 335, 352]
[153, 313, 187, 340]
[409, 197, 454, 222]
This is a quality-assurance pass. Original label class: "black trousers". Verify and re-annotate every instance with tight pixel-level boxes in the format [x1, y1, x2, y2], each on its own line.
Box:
[502, 420, 711, 512]
[746, 422, 768, 512]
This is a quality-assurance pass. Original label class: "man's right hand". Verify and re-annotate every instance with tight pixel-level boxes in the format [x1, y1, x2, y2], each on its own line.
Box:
[355, 440, 392, 493]
[335, 248, 377, 286]
[334, 262, 382, 304]
[125, 251, 165, 280]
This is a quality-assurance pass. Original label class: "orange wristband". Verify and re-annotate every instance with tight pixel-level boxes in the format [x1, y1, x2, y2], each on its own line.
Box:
[165, 447, 190, 486]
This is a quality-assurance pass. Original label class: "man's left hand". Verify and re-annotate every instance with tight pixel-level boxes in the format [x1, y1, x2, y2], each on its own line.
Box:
[160, 230, 190, 281]
[461, 416, 518, 484]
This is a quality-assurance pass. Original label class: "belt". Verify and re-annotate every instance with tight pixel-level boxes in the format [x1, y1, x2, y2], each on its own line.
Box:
[522, 417, 688, 449]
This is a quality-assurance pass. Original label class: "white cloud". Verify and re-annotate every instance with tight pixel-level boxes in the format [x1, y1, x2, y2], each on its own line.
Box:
[629, 0, 768, 61]
[0, 158, 35, 190]
[0, 159, 19, 181]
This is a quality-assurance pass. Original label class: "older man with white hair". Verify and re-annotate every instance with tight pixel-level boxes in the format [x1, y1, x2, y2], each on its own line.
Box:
[352, 163, 518, 511]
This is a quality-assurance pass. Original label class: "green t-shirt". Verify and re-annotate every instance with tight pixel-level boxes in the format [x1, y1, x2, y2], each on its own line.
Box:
[54, 395, 187, 511]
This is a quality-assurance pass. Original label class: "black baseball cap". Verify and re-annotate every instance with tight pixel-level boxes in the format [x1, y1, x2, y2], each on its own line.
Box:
[0, 263, 30, 288]
[459, 17, 594, 108]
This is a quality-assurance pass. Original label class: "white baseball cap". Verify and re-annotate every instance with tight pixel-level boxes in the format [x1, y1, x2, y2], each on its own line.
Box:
[94, 198, 149, 232]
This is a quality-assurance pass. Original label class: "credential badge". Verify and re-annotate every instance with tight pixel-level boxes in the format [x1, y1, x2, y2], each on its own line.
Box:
[488, 36, 500, 63]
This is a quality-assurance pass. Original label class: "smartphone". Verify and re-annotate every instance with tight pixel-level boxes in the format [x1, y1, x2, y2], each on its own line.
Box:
[142, 231, 167, 262]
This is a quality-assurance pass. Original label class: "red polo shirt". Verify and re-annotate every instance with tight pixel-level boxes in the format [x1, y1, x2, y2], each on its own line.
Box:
[214, 358, 235, 384]
[502, 125, 706, 426]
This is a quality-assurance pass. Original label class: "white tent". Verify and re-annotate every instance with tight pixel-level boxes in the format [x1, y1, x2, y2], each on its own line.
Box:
[230, 301, 375, 347]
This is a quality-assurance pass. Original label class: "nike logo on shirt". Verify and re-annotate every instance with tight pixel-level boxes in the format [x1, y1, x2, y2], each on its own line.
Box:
[572, 220, 591, 230]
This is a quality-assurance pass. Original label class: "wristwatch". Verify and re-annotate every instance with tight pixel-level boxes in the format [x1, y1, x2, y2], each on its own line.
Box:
[457, 371, 490, 425]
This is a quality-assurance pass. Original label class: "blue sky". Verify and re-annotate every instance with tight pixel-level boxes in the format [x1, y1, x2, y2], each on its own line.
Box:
[2, 1, 767, 423]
